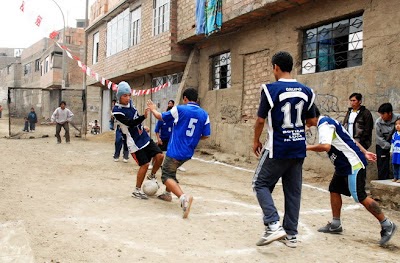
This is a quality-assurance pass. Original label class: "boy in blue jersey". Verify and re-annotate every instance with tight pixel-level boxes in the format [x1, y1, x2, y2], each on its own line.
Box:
[306, 107, 397, 246]
[391, 118, 400, 182]
[253, 51, 316, 248]
[155, 100, 175, 151]
[151, 100, 187, 172]
[147, 88, 211, 219]
[112, 81, 164, 200]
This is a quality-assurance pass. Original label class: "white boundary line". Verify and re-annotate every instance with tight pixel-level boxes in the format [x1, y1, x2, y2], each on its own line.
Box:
[192, 157, 331, 193]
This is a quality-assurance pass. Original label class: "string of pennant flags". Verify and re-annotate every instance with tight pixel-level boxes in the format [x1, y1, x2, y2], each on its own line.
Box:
[18, 0, 170, 95]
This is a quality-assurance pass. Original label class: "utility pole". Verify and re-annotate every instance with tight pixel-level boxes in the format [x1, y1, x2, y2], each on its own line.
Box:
[49, 0, 66, 102]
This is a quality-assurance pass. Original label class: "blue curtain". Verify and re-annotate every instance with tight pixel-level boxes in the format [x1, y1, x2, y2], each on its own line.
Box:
[195, 0, 206, 35]
[205, 0, 222, 36]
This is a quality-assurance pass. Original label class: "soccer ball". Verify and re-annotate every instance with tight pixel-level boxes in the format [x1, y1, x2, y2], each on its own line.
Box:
[142, 180, 159, 196]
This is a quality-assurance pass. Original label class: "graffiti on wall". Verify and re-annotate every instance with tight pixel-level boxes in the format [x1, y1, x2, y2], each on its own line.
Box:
[314, 93, 339, 113]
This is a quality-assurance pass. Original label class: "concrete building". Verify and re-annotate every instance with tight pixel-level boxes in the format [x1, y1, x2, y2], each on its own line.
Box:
[0, 25, 85, 126]
[86, 0, 400, 179]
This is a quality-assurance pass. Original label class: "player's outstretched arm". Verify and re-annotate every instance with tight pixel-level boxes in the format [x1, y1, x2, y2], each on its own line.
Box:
[146, 100, 162, 120]
[306, 143, 331, 152]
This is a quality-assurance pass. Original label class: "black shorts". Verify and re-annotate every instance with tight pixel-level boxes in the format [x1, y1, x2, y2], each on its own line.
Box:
[158, 139, 169, 151]
[131, 140, 162, 166]
[328, 168, 367, 203]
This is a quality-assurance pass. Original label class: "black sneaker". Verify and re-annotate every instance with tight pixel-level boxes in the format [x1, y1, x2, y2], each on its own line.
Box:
[379, 222, 397, 246]
[318, 222, 343, 234]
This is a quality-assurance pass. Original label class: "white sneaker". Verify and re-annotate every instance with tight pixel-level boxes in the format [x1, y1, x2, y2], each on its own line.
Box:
[180, 194, 193, 219]
[114, 158, 119, 162]
[132, 188, 148, 200]
[123, 159, 128, 163]
[256, 226, 287, 246]
[280, 236, 297, 248]
[177, 166, 186, 172]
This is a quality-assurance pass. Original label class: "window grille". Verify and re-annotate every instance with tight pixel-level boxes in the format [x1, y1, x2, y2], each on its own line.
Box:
[211, 52, 231, 90]
[152, 72, 183, 87]
[302, 15, 363, 74]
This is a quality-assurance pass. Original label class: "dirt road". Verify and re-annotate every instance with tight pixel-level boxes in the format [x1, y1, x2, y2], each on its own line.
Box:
[0, 118, 399, 263]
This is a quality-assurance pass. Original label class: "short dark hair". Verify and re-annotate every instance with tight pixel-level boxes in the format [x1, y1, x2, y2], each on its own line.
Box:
[349, 93, 362, 101]
[168, 100, 175, 105]
[378, 103, 393, 114]
[183, 88, 198, 102]
[272, 51, 293, 73]
[112, 99, 117, 103]
[60, 101, 66, 106]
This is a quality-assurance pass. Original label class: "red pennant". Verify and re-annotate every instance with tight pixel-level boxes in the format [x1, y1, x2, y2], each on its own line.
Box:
[35, 15, 43, 27]
[49, 31, 59, 39]
[20, 1, 25, 12]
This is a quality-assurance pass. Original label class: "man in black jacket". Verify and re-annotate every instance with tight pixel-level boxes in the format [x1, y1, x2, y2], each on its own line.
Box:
[343, 93, 374, 149]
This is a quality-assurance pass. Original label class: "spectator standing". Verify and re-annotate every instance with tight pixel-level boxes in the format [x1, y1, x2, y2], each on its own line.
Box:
[376, 103, 400, 180]
[113, 125, 129, 163]
[390, 118, 400, 182]
[51, 101, 74, 144]
[0, 105, 3, 118]
[252, 51, 316, 248]
[110, 99, 116, 130]
[342, 93, 373, 149]
[27, 107, 38, 132]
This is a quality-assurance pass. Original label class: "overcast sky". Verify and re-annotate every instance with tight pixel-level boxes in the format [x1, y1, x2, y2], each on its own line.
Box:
[0, 0, 95, 48]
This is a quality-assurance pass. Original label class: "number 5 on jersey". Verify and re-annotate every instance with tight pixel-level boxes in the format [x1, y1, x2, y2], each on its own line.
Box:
[186, 118, 198, 136]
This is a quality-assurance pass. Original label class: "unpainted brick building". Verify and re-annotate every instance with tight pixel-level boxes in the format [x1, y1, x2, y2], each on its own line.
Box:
[86, 0, 400, 180]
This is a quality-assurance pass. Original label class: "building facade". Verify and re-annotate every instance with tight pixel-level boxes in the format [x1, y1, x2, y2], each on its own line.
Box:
[0, 26, 85, 127]
[86, 0, 400, 178]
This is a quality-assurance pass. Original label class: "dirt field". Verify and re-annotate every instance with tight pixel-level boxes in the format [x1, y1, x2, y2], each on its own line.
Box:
[0, 117, 399, 263]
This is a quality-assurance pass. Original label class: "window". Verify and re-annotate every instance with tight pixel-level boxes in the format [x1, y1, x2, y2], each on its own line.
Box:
[65, 36, 72, 44]
[211, 52, 231, 90]
[153, 0, 170, 36]
[93, 32, 99, 64]
[24, 63, 31, 75]
[301, 15, 363, 74]
[44, 56, 50, 74]
[152, 72, 183, 87]
[106, 8, 130, 56]
[35, 59, 40, 72]
[14, 49, 23, 57]
[131, 7, 141, 46]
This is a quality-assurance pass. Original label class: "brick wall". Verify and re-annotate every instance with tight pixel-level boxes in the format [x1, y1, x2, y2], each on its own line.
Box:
[177, 0, 309, 42]
[86, 0, 189, 85]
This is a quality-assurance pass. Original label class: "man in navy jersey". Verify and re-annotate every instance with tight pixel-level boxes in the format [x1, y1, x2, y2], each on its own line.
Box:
[306, 107, 397, 246]
[147, 88, 211, 219]
[253, 51, 316, 248]
[112, 81, 164, 200]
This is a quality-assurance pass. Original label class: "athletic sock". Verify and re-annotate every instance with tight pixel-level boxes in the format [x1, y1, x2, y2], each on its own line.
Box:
[332, 217, 341, 227]
[268, 221, 281, 231]
[380, 218, 391, 228]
